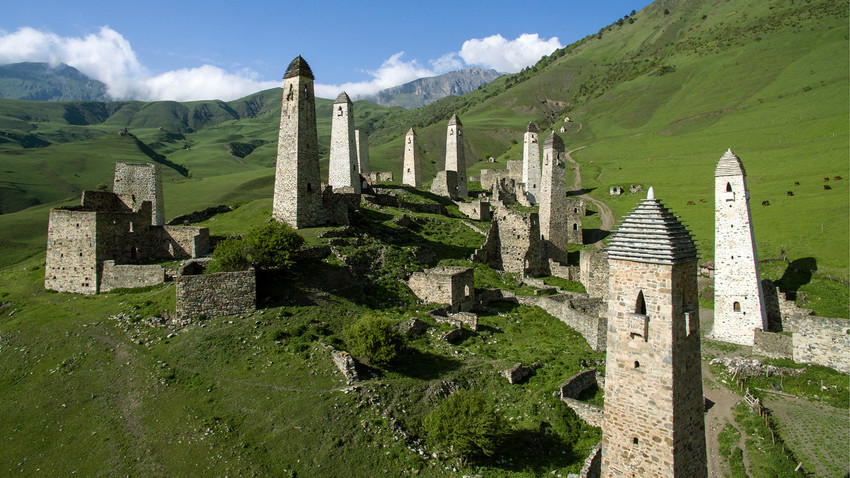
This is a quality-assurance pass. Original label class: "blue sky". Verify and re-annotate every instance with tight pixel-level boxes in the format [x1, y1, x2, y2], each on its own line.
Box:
[1, 0, 653, 101]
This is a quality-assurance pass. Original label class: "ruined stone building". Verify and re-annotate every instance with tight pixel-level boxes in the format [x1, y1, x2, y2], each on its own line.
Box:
[273, 56, 324, 229]
[445, 114, 467, 197]
[113, 162, 164, 226]
[407, 266, 475, 313]
[402, 128, 422, 187]
[45, 164, 209, 295]
[472, 206, 547, 278]
[601, 187, 706, 477]
[538, 131, 569, 264]
[522, 122, 541, 204]
[328, 92, 361, 194]
[354, 129, 370, 180]
[712, 149, 767, 345]
[566, 197, 585, 244]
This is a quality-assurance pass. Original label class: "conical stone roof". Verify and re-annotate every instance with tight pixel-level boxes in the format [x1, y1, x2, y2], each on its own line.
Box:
[448, 114, 462, 126]
[526, 122, 539, 133]
[606, 187, 698, 265]
[715, 148, 745, 177]
[407, 127, 416, 136]
[284, 55, 314, 80]
[334, 91, 352, 104]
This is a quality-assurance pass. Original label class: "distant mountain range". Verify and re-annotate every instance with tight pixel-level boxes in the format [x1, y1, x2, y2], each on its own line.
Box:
[362, 67, 502, 109]
[0, 62, 110, 102]
[0, 62, 501, 108]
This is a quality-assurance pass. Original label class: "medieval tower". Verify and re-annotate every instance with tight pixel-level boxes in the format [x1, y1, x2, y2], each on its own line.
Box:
[328, 92, 361, 194]
[445, 114, 467, 197]
[403, 127, 422, 187]
[601, 187, 707, 477]
[712, 149, 767, 345]
[113, 162, 164, 226]
[355, 129, 370, 179]
[521, 122, 541, 204]
[272, 56, 324, 229]
[538, 131, 569, 264]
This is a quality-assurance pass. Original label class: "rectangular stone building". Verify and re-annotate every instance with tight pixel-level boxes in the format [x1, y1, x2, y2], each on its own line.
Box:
[407, 266, 475, 313]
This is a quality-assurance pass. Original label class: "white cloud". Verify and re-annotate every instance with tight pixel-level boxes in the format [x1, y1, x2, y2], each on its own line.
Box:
[459, 33, 562, 73]
[315, 52, 449, 99]
[0, 26, 280, 101]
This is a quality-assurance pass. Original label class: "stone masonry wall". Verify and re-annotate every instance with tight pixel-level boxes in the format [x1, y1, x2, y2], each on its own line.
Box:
[752, 330, 793, 359]
[113, 162, 164, 225]
[515, 294, 606, 352]
[407, 266, 474, 312]
[445, 118, 467, 197]
[430, 170, 458, 199]
[456, 200, 490, 221]
[566, 197, 585, 245]
[539, 141, 569, 263]
[100, 260, 165, 292]
[329, 94, 361, 193]
[176, 265, 256, 320]
[785, 315, 850, 373]
[45, 209, 99, 294]
[354, 129, 370, 176]
[471, 206, 547, 278]
[402, 128, 421, 187]
[580, 249, 608, 300]
[522, 128, 540, 204]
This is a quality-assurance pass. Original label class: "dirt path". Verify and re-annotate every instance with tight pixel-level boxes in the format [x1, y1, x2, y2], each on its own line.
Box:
[564, 145, 614, 249]
[702, 358, 752, 478]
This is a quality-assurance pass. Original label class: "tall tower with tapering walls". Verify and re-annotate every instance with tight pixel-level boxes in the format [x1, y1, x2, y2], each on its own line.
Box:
[355, 129, 370, 179]
[402, 128, 422, 187]
[522, 122, 541, 204]
[328, 92, 361, 194]
[272, 56, 324, 229]
[602, 187, 707, 478]
[538, 131, 569, 264]
[445, 114, 467, 197]
[112, 162, 164, 226]
[712, 149, 767, 345]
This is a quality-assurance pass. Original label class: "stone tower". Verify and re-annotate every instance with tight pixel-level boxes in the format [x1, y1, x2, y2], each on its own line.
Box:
[113, 162, 164, 225]
[602, 187, 707, 478]
[538, 131, 569, 264]
[355, 129, 370, 178]
[402, 128, 422, 187]
[445, 114, 467, 197]
[712, 149, 767, 345]
[328, 92, 361, 194]
[521, 122, 541, 204]
[272, 56, 324, 229]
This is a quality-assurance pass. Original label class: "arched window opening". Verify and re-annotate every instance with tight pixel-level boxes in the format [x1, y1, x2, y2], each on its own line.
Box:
[573, 223, 578, 231]
[733, 301, 741, 312]
[726, 182, 732, 192]
[634, 361, 640, 369]
[306, 183, 312, 192]
[635, 290, 647, 315]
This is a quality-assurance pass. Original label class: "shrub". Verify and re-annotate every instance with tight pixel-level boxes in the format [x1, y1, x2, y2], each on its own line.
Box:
[243, 222, 304, 271]
[424, 391, 505, 462]
[206, 238, 249, 273]
[345, 315, 405, 367]
[547, 397, 582, 443]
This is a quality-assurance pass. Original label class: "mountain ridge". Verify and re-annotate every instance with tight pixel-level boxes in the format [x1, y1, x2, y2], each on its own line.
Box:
[362, 67, 503, 109]
[0, 62, 110, 102]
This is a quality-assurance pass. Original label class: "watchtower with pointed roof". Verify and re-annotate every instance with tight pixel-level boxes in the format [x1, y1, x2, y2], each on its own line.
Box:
[402, 128, 422, 187]
[522, 122, 541, 204]
[601, 187, 707, 477]
[328, 92, 361, 193]
[273, 56, 324, 228]
[445, 114, 467, 197]
[712, 149, 767, 345]
[538, 131, 569, 263]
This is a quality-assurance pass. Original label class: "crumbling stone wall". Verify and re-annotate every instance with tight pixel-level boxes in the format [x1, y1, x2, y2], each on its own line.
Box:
[752, 330, 792, 359]
[785, 315, 850, 373]
[455, 199, 490, 221]
[369, 171, 394, 184]
[515, 294, 607, 352]
[471, 206, 547, 278]
[407, 266, 474, 312]
[430, 170, 458, 199]
[113, 162, 164, 225]
[580, 249, 608, 300]
[175, 262, 256, 320]
[566, 197, 585, 244]
[100, 260, 165, 292]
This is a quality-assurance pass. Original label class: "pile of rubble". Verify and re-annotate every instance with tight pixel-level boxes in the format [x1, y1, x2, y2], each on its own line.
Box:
[709, 357, 804, 377]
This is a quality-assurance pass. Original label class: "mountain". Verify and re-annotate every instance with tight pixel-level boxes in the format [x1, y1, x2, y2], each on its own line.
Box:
[0, 62, 110, 101]
[363, 67, 502, 109]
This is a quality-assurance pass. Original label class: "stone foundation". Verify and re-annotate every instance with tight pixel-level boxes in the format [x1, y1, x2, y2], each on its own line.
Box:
[176, 262, 256, 320]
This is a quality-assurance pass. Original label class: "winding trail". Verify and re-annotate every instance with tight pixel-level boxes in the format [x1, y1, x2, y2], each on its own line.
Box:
[564, 145, 614, 249]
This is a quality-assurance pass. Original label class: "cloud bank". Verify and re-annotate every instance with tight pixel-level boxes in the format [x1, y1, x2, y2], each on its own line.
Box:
[0, 27, 561, 101]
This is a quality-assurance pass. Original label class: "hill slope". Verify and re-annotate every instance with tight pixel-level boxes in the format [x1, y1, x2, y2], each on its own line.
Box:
[0, 62, 110, 101]
[362, 67, 502, 109]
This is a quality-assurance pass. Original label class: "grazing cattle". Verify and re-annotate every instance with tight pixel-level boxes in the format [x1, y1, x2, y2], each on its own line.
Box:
[687, 200, 695, 206]
[699, 198, 707, 203]
[824, 185, 832, 190]
[787, 191, 794, 196]
[835, 176, 843, 180]
[794, 181, 800, 186]
[761, 200, 770, 206]
[823, 177, 830, 182]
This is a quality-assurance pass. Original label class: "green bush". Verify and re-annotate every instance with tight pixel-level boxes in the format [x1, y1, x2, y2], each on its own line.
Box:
[547, 397, 583, 443]
[206, 238, 249, 273]
[244, 222, 304, 271]
[424, 391, 505, 462]
[345, 315, 405, 367]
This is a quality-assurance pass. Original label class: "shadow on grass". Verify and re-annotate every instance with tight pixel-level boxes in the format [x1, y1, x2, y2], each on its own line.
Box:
[568, 187, 596, 197]
[776, 257, 816, 294]
[474, 428, 579, 473]
[393, 348, 463, 380]
[582, 228, 610, 245]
